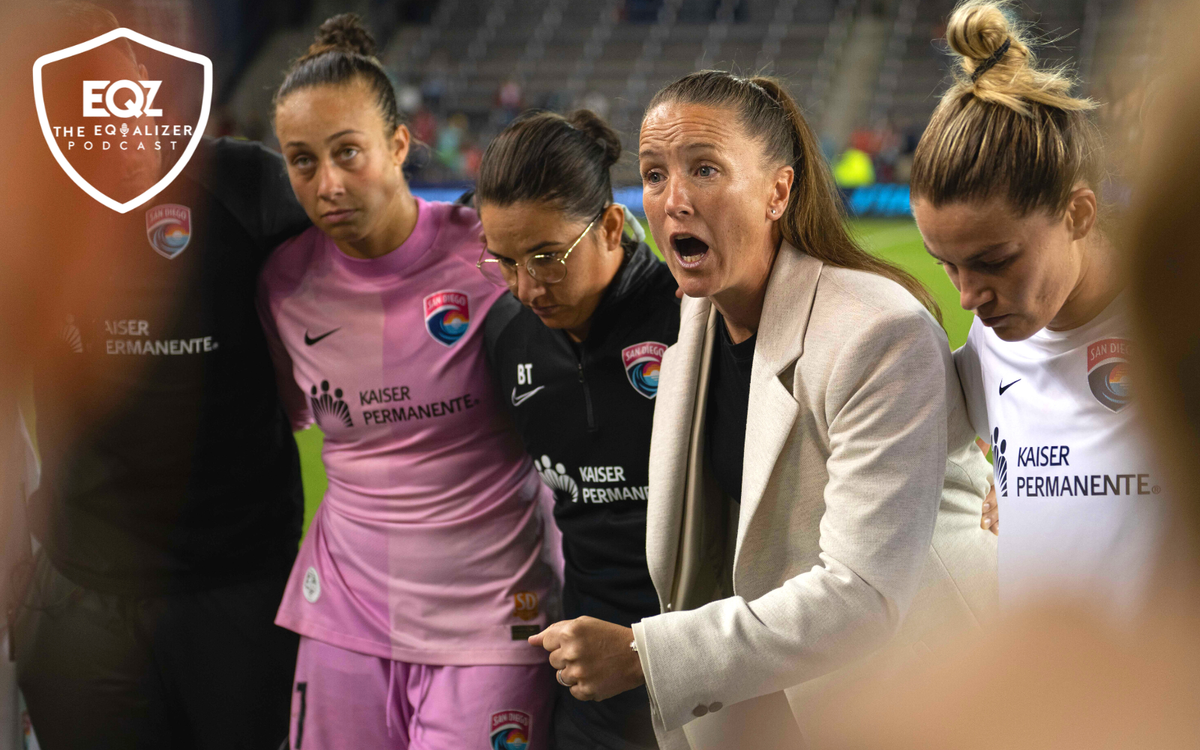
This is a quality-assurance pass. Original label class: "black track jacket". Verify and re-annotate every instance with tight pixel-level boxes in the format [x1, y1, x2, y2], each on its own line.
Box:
[484, 242, 679, 627]
[31, 138, 309, 595]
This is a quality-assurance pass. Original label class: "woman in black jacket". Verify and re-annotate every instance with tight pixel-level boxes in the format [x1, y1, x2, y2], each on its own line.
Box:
[476, 109, 679, 749]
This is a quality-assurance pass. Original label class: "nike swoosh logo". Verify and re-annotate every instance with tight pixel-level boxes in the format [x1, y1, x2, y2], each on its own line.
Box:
[304, 328, 340, 346]
[511, 386, 545, 407]
[999, 379, 1021, 395]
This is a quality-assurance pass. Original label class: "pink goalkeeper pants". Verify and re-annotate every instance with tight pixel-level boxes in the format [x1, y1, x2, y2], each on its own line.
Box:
[287, 636, 555, 750]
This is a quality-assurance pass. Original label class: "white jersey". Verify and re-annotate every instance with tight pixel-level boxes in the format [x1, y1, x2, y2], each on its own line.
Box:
[955, 295, 1167, 615]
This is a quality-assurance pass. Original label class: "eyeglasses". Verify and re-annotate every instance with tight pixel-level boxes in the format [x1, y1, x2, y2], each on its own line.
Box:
[477, 210, 604, 287]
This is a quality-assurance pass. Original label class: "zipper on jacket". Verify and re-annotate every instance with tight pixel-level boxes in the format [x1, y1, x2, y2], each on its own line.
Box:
[577, 359, 597, 431]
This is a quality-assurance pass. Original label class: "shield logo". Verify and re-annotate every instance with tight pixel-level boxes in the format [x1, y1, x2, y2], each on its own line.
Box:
[145, 204, 191, 258]
[32, 28, 212, 214]
[489, 710, 531, 750]
[1086, 338, 1132, 412]
[423, 290, 470, 346]
[621, 341, 667, 399]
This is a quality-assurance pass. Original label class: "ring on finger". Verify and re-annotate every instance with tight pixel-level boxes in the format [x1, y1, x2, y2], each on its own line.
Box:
[556, 669, 573, 687]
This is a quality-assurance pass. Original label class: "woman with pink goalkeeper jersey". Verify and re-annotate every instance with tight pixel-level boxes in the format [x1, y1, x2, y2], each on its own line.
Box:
[257, 15, 558, 750]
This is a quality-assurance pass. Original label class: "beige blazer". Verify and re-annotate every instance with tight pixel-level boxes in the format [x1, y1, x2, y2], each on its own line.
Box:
[631, 245, 997, 748]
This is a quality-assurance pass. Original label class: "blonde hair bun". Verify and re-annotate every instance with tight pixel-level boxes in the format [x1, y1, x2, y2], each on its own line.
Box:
[946, 0, 1093, 115]
[911, 0, 1105, 216]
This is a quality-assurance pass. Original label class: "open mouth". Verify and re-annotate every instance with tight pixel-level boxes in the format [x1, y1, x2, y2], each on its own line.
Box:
[670, 233, 710, 270]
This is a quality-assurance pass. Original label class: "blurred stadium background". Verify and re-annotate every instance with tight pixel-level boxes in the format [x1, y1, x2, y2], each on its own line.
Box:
[108, 0, 1155, 206]
[83, 0, 1157, 530]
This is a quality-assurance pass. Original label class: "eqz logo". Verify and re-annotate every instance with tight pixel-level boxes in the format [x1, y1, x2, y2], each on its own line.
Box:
[83, 78, 163, 118]
[32, 28, 212, 213]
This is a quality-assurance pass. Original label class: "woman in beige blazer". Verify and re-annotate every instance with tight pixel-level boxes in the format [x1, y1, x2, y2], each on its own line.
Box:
[531, 71, 997, 748]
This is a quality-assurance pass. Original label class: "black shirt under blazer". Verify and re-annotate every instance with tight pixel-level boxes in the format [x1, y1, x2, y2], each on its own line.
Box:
[631, 244, 998, 749]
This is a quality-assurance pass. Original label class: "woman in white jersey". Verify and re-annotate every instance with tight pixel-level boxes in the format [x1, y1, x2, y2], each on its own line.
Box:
[910, 0, 1166, 614]
[258, 15, 557, 750]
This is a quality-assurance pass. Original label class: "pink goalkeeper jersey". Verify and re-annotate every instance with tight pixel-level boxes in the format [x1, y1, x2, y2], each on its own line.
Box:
[259, 199, 559, 665]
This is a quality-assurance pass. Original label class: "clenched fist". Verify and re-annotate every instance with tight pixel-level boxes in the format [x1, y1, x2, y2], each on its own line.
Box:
[529, 617, 645, 702]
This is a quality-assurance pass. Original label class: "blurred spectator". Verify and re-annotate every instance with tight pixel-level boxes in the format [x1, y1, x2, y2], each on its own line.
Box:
[874, 123, 902, 183]
[626, 0, 664, 23]
[578, 90, 611, 121]
[833, 147, 876, 188]
[844, 124, 904, 183]
[891, 128, 921, 183]
[421, 53, 449, 109]
[497, 79, 524, 124]
[462, 139, 484, 179]
[540, 89, 572, 112]
[849, 127, 881, 155]
[436, 113, 468, 173]
[820, 135, 839, 164]
[397, 81, 422, 116]
[411, 106, 438, 147]
[680, 0, 747, 23]
[397, 0, 438, 24]
[893, 153, 914, 184]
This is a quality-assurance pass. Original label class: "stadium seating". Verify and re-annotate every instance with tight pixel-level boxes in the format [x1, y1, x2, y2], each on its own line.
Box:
[222, 0, 1151, 186]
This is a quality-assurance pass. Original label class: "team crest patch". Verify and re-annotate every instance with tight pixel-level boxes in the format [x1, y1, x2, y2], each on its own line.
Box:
[490, 710, 531, 750]
[145, 204, 191, 259]
[424, 290, 470, 346]
[621, 341, 667, 399]
[1087, 338, 1131, 412]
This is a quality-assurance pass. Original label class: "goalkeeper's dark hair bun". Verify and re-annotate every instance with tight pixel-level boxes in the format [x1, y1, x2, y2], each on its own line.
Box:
[306, 13, 377, 60]
[275, 13, 400, 133]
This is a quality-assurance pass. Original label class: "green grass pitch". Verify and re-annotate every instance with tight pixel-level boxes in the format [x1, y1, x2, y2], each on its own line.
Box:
[293, 218, 972, 534]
